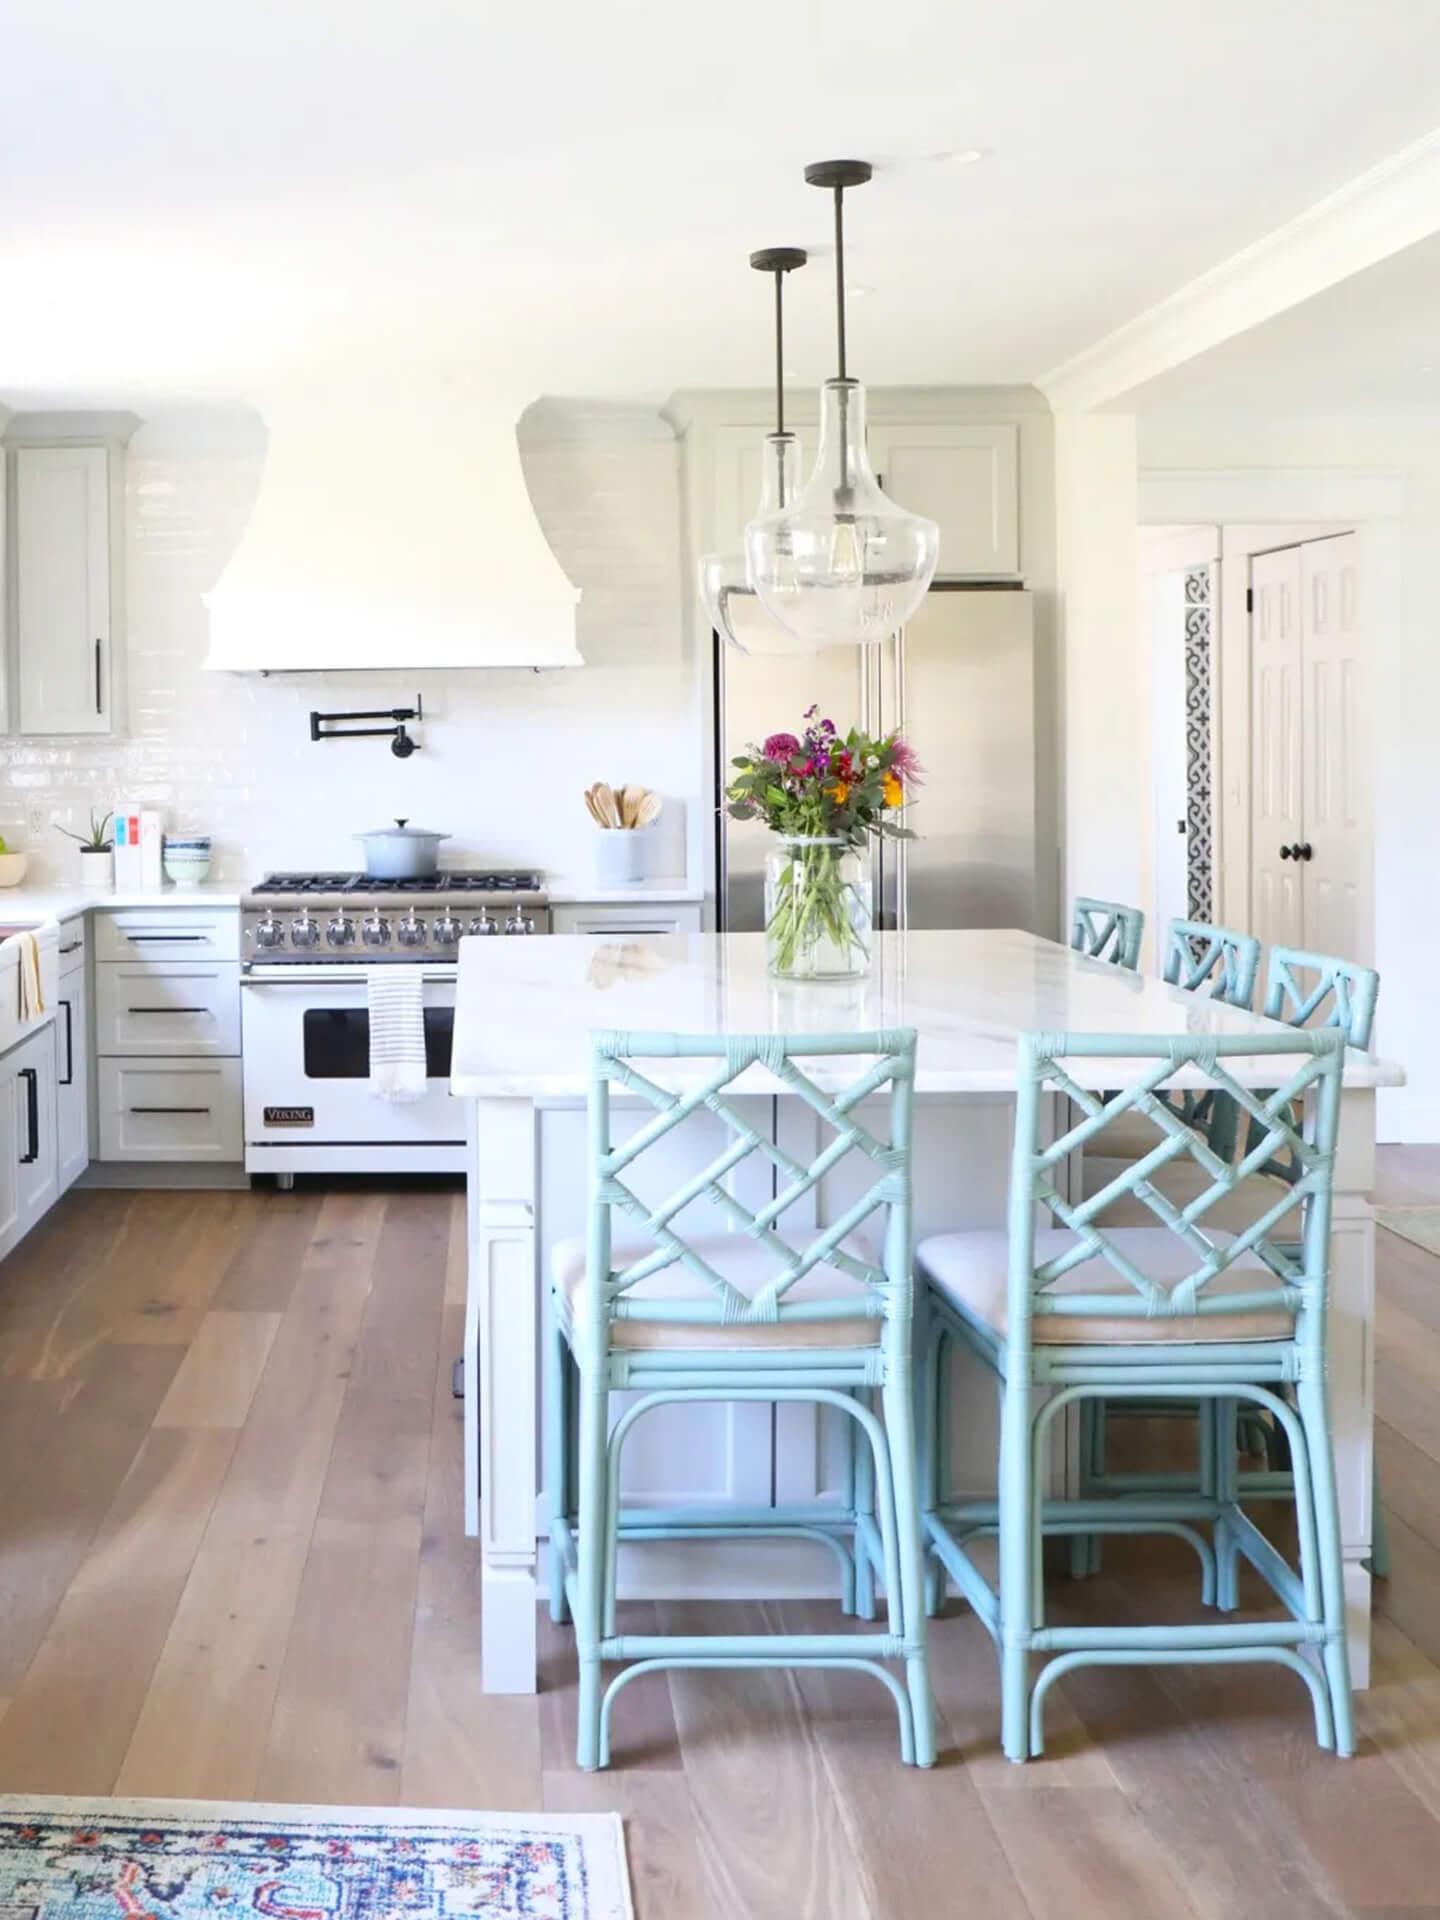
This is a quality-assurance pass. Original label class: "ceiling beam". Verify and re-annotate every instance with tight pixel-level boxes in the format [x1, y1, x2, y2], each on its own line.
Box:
[1038, 124, 1440, 413]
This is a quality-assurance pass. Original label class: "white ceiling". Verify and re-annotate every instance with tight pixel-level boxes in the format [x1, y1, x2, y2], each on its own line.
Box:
[1116, 228, 1440, 416]
[6, 0, 1440, 408]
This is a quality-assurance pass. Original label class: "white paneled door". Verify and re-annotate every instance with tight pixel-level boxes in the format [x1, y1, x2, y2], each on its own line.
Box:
[1250, 544, 1305, 951]
[1248, 533, 1369, 963]
[1302, 535, 1370, 964]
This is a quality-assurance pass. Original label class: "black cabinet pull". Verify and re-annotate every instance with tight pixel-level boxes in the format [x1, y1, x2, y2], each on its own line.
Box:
[94, 638, 103, 715]
[18, 1068, 39, 1164]
[128, 1105, 211, 1115]
[58, 940, 83, 956]
[60, 1000, 74, 1087]
[124, 934, 206, 943]
[127, 1006, 211, 1015]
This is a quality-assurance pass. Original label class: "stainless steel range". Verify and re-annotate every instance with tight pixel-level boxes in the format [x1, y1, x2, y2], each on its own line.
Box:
[240, 870, 549, 1179]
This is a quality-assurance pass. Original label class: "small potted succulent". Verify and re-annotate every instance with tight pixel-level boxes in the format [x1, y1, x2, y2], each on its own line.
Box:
[58, 810, 115, 890]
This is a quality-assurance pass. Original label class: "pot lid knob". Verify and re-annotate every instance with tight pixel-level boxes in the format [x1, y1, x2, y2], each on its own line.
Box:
[395, 818, 407, 829]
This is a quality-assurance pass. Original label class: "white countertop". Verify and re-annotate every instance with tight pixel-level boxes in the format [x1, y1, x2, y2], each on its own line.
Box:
[0, 883, 243, 922]
[450, 928, 1404, 1098]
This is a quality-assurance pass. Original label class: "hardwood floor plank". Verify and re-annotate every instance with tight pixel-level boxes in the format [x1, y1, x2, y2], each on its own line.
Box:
[0, 1427, 235, 1794]
[775, 1601, 1033, 1919]
[116, 1530, 311, 1801]
[203, 1191, 383, 1546]
[153, 1309, 282, 1429]
[1375, 1226, 1440, 1336]
[211, 1189, 323, 1312]
[0, 1342, 184, 1696]
[256, 1514, 423, 1807]
[1361, 1618, 1440, 1825]
[658, 1599, 875, 1920]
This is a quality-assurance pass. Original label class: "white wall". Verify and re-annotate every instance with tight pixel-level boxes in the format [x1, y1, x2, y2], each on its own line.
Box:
[0, 403, 699, 890]
[1054, 412, 1142, 913]
[1140, 412, 1439, 1140]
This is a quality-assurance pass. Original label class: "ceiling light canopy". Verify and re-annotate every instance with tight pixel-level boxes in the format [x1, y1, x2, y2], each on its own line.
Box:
[745, 159, 939, 649]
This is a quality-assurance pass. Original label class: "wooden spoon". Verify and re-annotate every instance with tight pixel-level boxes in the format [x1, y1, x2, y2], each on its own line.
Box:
[634, 792, 662, 828]
[621, 784, 647, 829]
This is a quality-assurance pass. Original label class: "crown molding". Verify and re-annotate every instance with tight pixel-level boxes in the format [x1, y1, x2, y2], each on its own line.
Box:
[1040, 126, 1440, 414]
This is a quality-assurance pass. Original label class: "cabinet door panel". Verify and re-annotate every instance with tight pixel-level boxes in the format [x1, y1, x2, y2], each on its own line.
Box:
[870, 423, 1019, 576]
[95, 962, 240, 1056]
[98, 1057, 242, 1161]
[15, 445, 111, 735]
[56, 968, 90, 1193]
[0, 1059, 23, 1260]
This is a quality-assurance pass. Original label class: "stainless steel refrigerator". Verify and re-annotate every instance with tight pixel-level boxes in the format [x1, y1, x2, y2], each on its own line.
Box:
[716, 586, 1040, 934]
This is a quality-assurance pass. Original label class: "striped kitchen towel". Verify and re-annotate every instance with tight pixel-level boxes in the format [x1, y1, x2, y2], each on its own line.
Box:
[17, 933, 44, 1022]
[368, 967, 426, 1103]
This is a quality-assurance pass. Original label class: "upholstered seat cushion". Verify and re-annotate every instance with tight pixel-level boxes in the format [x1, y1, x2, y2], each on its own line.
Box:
[551, 1233, 882, 1350]
[917, 1227, 1294, 1344]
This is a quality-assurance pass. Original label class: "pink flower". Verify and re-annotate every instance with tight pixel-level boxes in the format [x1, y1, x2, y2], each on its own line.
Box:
[889, 737, 924, 786]
[763, 732, 801, 763]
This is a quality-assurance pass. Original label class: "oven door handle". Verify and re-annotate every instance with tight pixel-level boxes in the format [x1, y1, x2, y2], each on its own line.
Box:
[240, 971, 458, 986]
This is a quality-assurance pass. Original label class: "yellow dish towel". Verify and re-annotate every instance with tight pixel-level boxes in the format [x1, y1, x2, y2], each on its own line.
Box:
[17, 932, 44, 1021]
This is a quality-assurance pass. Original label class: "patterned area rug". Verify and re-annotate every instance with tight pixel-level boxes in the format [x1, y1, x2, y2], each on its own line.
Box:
[0, 1797, 632, 1920]
[1375, 1204, 1440, 1258]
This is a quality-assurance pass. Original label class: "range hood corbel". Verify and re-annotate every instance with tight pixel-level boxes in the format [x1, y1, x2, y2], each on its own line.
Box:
[203, 382, 581, 672]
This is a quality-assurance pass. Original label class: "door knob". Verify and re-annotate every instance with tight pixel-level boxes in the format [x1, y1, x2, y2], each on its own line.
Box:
[1280, 843, 1294, 860]
[1296, 841, 1313, 861]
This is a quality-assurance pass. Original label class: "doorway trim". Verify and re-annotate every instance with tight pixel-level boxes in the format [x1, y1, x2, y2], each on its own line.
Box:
[1139, 467, 1402, 935]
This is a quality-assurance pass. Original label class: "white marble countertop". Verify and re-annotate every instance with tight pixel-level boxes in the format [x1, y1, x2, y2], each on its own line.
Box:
[0, 883, 243, 923]
[450, 928, 1405, 1098]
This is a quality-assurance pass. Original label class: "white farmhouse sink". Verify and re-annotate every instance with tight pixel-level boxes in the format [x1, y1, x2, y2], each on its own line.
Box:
[0, 920, 59, 1055]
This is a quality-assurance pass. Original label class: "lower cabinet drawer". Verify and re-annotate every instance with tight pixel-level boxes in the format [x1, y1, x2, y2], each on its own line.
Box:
[95, 963, 240, 1056]
[98, 1057, 243, 1162]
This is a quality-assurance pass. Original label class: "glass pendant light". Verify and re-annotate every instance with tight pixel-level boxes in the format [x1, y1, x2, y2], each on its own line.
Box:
[746, 160, 939, 648]
[699, 246, 816, 657]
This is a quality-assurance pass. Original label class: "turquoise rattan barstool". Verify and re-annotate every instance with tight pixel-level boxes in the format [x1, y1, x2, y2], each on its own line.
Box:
[1071, 896, 1144, 969]
[918, 1026, 1353, 1761]
[1162, 917, 1262, 1008]
[547, 1027, 934, 1770]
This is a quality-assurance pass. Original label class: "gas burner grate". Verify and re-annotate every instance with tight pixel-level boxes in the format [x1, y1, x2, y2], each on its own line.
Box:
[252, 871, 544, 896]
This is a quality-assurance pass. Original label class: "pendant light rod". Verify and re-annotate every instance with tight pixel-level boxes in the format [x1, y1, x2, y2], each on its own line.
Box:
[749, 246, 807, 437]
[803, 159, 873, 381]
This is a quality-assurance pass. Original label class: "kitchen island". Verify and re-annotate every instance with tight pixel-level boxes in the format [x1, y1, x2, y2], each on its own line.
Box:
[450, 928, 1402, 1694]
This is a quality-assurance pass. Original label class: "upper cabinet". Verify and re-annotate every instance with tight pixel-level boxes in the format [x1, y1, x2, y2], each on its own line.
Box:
[696, 403, 1023, 581]
[868, 422, 1019, 579]
[14, 444, 113, 734]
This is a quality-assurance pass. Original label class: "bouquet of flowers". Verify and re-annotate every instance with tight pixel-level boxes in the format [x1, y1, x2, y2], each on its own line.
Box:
[725, 706, 921, 978]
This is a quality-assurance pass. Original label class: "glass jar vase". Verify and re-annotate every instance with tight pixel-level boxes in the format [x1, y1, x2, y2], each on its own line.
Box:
[763, 835, 873, 981]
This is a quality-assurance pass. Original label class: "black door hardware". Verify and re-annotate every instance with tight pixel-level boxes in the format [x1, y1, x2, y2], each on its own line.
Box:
[18, 1067, 39, 1164]
[310, 696, 422, 758]
[1279, 842, 1314, 861]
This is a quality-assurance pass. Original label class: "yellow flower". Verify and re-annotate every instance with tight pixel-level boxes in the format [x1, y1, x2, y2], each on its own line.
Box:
[827, 779, 850, 804]
[882, 772, 903, 808]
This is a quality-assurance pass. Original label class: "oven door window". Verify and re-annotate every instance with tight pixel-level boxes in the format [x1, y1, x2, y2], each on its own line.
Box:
[302, 1008, 454, 1079]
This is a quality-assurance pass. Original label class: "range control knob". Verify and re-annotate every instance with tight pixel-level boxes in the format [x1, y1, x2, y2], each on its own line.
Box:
[290, 911, 321, 949]
[396, 910, 428, 948]
[431, 911, 462, 946]
[361, 912, 392, 948]
[253, 912, 285, 949]
[504, 908, 536, 935]
[326, 913, 356, 947]
[468, 910, 499, 937]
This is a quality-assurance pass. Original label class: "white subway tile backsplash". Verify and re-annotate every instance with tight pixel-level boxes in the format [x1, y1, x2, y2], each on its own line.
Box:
[3, 403, 700, 888]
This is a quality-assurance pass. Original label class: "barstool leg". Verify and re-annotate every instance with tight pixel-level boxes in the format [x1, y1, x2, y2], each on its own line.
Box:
[574, 1367, 611, 1770]
[1296, 1369, 1355, 1756]
[883, 1365, 936, 1766]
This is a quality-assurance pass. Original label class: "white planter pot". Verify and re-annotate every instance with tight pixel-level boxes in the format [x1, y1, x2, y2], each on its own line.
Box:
[79, 848, 114, 890]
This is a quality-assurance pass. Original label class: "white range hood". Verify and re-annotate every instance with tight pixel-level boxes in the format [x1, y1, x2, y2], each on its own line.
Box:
[204, 383, 581, 671]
